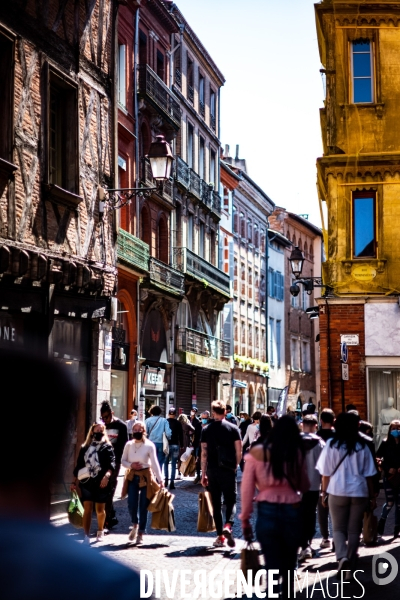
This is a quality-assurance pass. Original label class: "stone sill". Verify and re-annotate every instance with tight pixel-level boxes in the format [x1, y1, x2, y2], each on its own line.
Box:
[43, 184, 83, 209]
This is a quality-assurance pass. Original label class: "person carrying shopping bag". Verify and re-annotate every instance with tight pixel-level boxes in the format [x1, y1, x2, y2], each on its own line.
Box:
[145, 405, 172, 471]
[121, 421, 164, 544]
[71, 423, 116, 545]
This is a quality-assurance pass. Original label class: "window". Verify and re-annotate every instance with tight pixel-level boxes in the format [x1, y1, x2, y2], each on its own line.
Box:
[210, 149, 216, 186]
[268, 270, 283, 300]
[234, 318, 238, 341]
[291, 338, 300, 370]
[269, 318, 274, 366]
[234, 258, 238, 277]
[118, 45, 126, 107]
[254, 224, 259, 248]
[156, 50, 164, 81]
[260, 230, 266, 252]
[268, 268, 274, 298]
[352, 39, 373, 104]
[210, 87, 216, 130]
[233, 206, 239, 233]
[47, 68, 78, 193]
[276, 320, 281, 368]
[187, 123, 194, 168]
[187, 214, 194, 250]
[255, 327, 259, 358]
[249, 325, 253, 348]
[139, 30, 147, 65]
[199, 73, 205, 116]
[352, 193, 376, 258]
[241, 321, 246, 344]
[177, 299, 191, 329]
[0, 31, 14, 163]
[199, 137, 205, 179]
[302, 341, 311, 373]
[302, 286, 310, 310]
[187, 55, 194, 103]
[199, 222, 205, 257]
[240, 213, 245, 238]
[247, 219, 252, 243]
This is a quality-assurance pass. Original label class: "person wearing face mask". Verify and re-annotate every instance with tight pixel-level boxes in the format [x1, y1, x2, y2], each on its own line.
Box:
[121, 421, 163, 544]
[242, 411, 262, 448]
[71, 423, 116, 545]
[201, 410, 213, 427]
[376, 419, 400, 537]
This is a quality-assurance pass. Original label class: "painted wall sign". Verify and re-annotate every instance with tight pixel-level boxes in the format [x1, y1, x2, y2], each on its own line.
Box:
[340, 334, 359, 346]
[351, 265, 376, 282]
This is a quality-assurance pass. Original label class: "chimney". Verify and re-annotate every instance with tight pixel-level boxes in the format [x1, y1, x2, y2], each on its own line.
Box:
[224, 144, 230, 158]
[235, 144, 239, 160]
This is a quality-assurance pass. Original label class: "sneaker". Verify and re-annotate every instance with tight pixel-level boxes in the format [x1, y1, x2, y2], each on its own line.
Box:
[169, 482, 175, 490]
[83, 535, 90, 545]
[136, 533, 143, 545]
[96, 530, 104, 542]
[213, 535, 226, 548]
[193, 476, 201, 484]
[128, 524, 138, 542]
[222, 524, 236, 548]
[337, 557, 350, 579]
[320, 539, 330, 549]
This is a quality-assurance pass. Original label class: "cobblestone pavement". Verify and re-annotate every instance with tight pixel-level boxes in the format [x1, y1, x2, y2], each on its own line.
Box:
[53, 470, 400, 599]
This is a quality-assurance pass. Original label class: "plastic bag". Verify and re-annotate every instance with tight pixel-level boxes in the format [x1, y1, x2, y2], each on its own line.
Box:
[68, 490, 84, 529]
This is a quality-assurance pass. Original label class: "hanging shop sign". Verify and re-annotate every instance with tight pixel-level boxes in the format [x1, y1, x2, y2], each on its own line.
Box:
[143, 367, 165, 391]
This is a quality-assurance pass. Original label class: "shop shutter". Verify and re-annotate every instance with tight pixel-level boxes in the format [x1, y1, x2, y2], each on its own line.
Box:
[196, 369, 212, 413]
[175, 366, 193, 415]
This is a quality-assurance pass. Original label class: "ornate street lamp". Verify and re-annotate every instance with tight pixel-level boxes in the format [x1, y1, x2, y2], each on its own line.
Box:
[289, 246, 305, 279]
[288, 245, 328, 306]
[98, 134, 173, 215]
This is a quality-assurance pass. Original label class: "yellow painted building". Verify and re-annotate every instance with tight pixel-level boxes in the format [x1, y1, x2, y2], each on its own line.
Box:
[315, 1, 400, 438]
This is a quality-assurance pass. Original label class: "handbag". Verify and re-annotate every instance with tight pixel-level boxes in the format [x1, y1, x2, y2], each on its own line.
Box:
[240, 542, 262, 584]
[68, 490, 84, 529]
[163, 431, 169, 456]
[77, 466, 90, 482]
[363, 509, 378, 545]
[197, 491, 216, 533]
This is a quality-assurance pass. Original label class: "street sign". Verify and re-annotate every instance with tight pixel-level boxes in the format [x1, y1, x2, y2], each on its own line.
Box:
[341, 342, 348, 364]
[340, 334, 359, 346]
[342, 363, 349, 381]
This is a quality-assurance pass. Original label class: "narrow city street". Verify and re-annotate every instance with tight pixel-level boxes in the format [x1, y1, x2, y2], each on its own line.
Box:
[53, 471, 400, 599]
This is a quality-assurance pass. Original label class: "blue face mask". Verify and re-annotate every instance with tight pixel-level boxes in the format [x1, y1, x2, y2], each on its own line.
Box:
[202, 418, 208, 425]
[256, 424, 260, 431]
[391, 430, 400, 438]
[240, 418, 245, 423]
[226, 412, 231, 416]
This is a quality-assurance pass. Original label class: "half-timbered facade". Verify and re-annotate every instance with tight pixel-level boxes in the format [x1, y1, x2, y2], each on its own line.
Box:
[0, 0, 117, 491]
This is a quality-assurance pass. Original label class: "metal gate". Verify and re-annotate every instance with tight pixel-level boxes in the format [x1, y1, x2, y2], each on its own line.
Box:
[196, 369, 212, 413]
[175, 366, 193, 415]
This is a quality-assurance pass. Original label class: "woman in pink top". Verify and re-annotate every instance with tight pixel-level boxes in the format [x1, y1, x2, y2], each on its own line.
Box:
[241, 416, 310, 598]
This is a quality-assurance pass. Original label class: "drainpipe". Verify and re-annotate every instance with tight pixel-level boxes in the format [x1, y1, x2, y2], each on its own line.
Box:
[134, 7, 141, 409]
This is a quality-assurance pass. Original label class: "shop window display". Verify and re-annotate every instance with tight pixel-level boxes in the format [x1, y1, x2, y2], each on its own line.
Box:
[369, 369, 400, 449]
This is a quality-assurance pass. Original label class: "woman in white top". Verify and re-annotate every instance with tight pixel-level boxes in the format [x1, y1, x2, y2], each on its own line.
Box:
[242, 411, 262, 447]
[121, 421, 163, 544]
[316, 412, 377, 578]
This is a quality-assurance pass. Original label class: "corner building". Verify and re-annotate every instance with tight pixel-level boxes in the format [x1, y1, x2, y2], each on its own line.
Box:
[315, 0, 400, 447]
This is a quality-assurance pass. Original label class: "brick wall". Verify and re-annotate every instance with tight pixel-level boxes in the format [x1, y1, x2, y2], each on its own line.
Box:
[319, 302, 366, 417]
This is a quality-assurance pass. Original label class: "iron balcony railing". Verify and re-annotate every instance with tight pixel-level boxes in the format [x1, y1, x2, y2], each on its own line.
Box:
[141, 158, 173, 203]
[210, 113, 216, 131]
[117, 228, 149, 273]
[177, 327, 230, 359]
[199, 100, 205, 118]
[187, 84, 194, 104]
[200, 179, 212, 207]
[138, 64, 181, 129]
[148, 256, 185, 296]
[211, 190, 221, 215]
[189, 168, 201, 199]
[174, 247, 231, 297]
[176, 156, 190, 189]
[175, 68, 182, 89]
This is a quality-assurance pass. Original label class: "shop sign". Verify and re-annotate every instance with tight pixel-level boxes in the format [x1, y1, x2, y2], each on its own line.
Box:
[104, 331, 112, 365]
[351, 265, 376, 282]
[232, 379, 247, 388]
[184, 352, 231, 373]
[340, 334, 359, 346]
[143, 367, 165, 391]
[0, 315, 23, 347]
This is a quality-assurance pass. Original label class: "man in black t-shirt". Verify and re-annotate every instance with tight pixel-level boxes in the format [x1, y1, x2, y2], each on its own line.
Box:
[100, 401, 128, 529]
[201, 400, 242, 549]
[165, 408, 184, 490]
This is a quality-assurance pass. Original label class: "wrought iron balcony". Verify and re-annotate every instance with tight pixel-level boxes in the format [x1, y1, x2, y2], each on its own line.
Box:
[187, 84, 194, 104]
[176, 156, 190, 189]
[141, 158, 173, 203]
[210, 113, 216, 131]
[177, 327, 230, 360]
[175, 68, 182, 89]
[200, 179, 212, 207]
[211, 190, 221, 215]
[138, 64, 181, 130]
[148, 256, 185, 296]
[189, 168, 201, 199]
[174, 247, 231, 298]
[199, 100, 205, 118]
[117, 228, 149, 273]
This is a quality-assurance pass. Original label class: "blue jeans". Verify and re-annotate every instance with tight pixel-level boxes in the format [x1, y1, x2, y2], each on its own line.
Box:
[164, 445, 180, 482]
[256, 501, 302, 598]
[127, 476, 149, 533]
[154, 442, 166, 471]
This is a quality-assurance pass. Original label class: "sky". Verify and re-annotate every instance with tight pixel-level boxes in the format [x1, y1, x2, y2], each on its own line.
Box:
[175, 0, 324, 227]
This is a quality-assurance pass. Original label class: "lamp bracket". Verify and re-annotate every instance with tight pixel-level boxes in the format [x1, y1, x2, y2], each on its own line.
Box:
[100, 186, 157, 212]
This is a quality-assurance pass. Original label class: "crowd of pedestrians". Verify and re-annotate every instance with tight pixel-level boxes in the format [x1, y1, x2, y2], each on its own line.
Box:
[70, 396, 400, 596]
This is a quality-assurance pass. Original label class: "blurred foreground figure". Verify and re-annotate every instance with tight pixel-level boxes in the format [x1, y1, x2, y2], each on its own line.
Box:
[0, 350, 141, 600]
